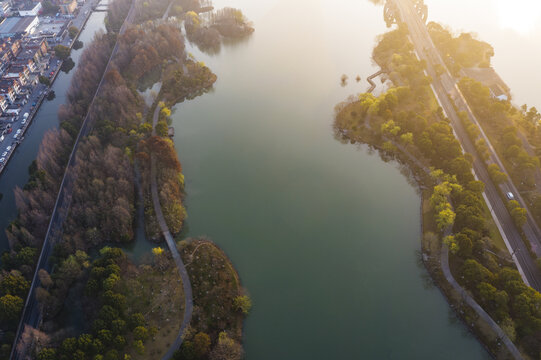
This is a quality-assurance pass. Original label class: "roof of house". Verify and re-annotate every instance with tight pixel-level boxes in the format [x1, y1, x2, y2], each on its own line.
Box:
[0, 78, 17, 86]
[7, 64, 26, 73]
[461, 67, 511, 99]
[0, 16, 37, 35]
[19, 2, 40, 11]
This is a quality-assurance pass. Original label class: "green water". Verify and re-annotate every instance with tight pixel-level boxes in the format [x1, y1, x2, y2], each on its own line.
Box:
[171, 0, 491, 358]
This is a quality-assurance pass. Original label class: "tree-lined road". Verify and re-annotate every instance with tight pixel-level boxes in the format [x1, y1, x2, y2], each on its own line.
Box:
[392, 0, 541, 291]
[10, 3, 136, 359]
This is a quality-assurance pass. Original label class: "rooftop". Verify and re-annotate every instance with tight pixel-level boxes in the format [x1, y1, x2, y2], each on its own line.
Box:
[0, 16, 38, 35]
[18, 2, 40, 11]
[461, 67, 511, 98]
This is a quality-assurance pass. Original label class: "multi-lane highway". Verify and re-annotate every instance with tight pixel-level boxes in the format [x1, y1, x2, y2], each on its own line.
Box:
[392, 0, 541, 291]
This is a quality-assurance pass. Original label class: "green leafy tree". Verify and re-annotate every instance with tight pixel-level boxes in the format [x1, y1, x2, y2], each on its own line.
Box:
[68, 26, 79, 38]
[488, 164, 508, 184]
[39, 75, 51, 86]
[436, 208, 456, 230]
[193, 332, 211, 358]
[37, 348, 57, 360]
[443, 235, 459, 254]
[507, 200, 527, 228]
[0, 294, 23, 323]
[139, 122, 153, 134]
[113, 335, 126, 349]
[233, 295, 252, 314]
[133, 326, 149, 342]
[54, 45, 71, 60]
[155, 120, 169, 137]
[129, 313, 145, 329]
[111, 319, 126, 335]
[461, 259, 494, 288]
[0, 272, 30, 297]
[133, 340, 145, 355]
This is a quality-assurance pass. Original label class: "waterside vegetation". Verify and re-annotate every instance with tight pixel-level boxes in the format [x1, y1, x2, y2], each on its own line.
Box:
[0, 0, 253, 358]
[334, 25, 541, 359]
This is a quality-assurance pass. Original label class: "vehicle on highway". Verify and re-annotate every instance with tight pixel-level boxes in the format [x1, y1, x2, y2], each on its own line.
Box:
[507, 192, 515, 200]
[21, 119, 26, 125]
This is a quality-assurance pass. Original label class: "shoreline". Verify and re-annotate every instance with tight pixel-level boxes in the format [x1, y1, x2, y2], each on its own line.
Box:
[359, 136, 521, 359]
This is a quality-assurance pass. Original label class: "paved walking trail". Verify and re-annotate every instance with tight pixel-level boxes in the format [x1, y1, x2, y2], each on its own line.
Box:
[441, 245, 524, 360]
[151, 104, 193, 359]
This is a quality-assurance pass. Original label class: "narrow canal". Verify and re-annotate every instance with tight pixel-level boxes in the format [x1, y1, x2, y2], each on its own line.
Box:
[172, 0, 491, 358]
[0, 10, 106, 253]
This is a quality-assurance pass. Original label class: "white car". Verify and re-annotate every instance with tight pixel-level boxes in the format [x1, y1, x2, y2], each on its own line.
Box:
[0, 157, 5, 163]
[6, 145, 11, 151]
[506, 192, 515, 200]
[1, 151, 6, 157]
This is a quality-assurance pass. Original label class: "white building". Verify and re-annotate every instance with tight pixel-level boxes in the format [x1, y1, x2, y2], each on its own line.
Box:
[18, 2, 41, 17]
[0, 16, 39, 38]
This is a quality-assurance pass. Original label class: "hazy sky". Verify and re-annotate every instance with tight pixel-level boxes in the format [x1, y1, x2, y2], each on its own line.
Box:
[208, 0, 541, 109]
[425, 0, 541, 109]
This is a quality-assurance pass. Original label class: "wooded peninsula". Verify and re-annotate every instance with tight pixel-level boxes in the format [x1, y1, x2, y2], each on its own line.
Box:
[0, 0, 254, 359]
[335, 23, 541, 359]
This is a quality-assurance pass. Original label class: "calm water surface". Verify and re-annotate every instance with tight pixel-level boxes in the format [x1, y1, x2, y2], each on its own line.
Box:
[1, 0, 535, 358]
[173, 0, 492, 358]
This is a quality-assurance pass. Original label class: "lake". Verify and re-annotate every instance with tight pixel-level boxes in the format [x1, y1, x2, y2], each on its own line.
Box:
[171, 0, 493, 358]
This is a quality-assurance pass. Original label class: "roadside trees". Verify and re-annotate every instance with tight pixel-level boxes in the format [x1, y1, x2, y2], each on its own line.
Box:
[68, 26, 79, 38]
[54, 45, 71, 60]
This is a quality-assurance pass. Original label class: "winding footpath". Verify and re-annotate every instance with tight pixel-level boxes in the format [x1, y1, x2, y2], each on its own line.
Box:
[151, 104, 194, 359]
[441, 245, 524, 360]
[374, 119, 524, 359]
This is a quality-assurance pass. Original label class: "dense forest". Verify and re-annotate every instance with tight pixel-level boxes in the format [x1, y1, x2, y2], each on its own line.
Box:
[174, 238, 249, 360]
[0, 30, 117, 358]
[1, 0, 252, 357]
[34, 246, 185, 360]
[334, 26, 541, 358]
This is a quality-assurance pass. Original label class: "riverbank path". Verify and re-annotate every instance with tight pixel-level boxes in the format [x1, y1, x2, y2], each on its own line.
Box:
[441, 244, 524, 360]
[152, 104, 194, 359]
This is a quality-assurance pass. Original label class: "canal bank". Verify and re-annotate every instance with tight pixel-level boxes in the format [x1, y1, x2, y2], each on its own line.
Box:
[171, 0, 490, 359]
[0, 10, 107, 254]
